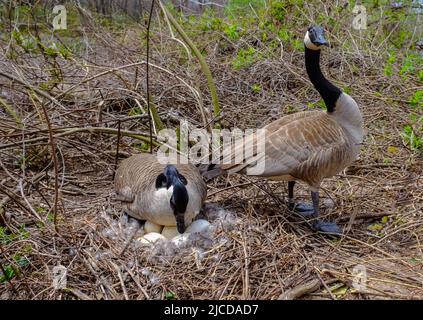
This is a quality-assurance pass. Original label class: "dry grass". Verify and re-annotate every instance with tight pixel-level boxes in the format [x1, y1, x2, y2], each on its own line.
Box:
[0, 2, 422, 300]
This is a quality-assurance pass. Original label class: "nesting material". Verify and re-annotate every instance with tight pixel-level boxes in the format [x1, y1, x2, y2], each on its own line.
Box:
[171, 233, 191, 247]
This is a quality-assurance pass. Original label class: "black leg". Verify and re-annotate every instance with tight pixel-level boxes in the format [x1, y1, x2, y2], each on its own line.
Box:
[288, 181, 314, 216]
[288, 181, 295, 204]
[310, 191, 342, 235]
[311, 191, 320, 215]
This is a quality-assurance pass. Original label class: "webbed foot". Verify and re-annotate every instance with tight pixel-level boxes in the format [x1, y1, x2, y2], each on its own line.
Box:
[289, 202, 315, 218]
[312, 220, 342, 235]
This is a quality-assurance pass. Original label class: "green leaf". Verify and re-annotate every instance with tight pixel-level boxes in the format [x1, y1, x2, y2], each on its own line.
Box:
[165, 290, 177, 300]
[332, 285, 349, 297]
[387, 146, 398, 154]
[224, 23, 240, 41]
[269, 0, 286, 22]
[402, 124, 422, 151]
[317, 99, 327, 111]
[410, 257, 422, 264]
[0, 265, 17, 283]
[409, 90, 423, 109]
[278, 28, 290, 42]
[251, 84, 261, 93]
[368, 223, 383, 231]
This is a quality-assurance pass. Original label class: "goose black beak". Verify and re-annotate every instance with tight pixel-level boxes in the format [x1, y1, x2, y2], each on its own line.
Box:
[176, 212, 185, 233]
[316, 40, 329, 46]
[313, 32, 328, 47]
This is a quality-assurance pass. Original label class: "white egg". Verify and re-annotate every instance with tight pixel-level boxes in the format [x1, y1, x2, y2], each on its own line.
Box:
[186, 219, 210, 234]
[161, 226, 180, 239]
[137, 232, 166, 245]
[144, 221, 163, 234]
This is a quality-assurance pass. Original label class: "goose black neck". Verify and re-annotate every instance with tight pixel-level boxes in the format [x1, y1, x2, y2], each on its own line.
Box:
[305, 46, 341, 113]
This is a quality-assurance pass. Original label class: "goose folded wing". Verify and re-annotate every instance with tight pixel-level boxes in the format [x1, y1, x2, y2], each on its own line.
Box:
[222, 112, 347, 177]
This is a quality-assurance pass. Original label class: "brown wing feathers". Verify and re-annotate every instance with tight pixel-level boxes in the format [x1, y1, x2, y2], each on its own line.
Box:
[115, 153, 207, 205]
[216, 110, 354, 189]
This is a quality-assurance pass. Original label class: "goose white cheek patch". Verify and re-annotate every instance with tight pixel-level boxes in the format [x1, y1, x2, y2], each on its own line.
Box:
[304, 32, 321, 50]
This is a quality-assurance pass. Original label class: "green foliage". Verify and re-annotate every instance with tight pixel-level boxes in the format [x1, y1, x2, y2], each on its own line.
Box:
[285, 105, 298, 114]
[317, 99, 327, 111]
[47, 212, 55, 222]
[331, 283, 349, 298]
[0, 264, 17, 283]
[277, 28, 290, 42]
[44, 46, 59, 58]
[165, 290, 177, 300]
[402, 123, 422, 152]
[0, 226, 30, 245]
[226, 0, 266, 17]
[224, 23, 240, 41]
[342, 86, 351, 95]
[197, 10, 223, 32]
[97, 11, 131, 31]
[232, 47, 259, 70]
[384, 52, 396, 77]
[410, 257, 423, 264]
[368, 215, 390, 235]
[129, 106, 143, 116]
[400, 57, 415, 77]
[269, 0, 286, 23]
[0, 227, 31, 283]
[400, 54, 423, 81]
[11, 27, 72, 60]
[136, 142, 150, 152]
[409, 90, 423, 110]
[12, 30, 35, 52]
[0, 239, 32, 283]
[251, 83, 261, 94]
[292, 39, 304, 52]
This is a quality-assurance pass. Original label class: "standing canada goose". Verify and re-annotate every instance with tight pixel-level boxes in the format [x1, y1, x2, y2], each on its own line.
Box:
[115, 153, 207, 233]
[203, 26, 364, 234]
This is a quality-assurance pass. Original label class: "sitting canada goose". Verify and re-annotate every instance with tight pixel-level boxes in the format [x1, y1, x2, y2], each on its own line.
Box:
[203, 26, 364, 234]
[115, 153, 207, 233]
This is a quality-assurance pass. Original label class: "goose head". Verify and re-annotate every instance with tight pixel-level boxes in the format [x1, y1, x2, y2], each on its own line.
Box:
[155, 165, 188, 233]
[304, 25, 329, 50]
